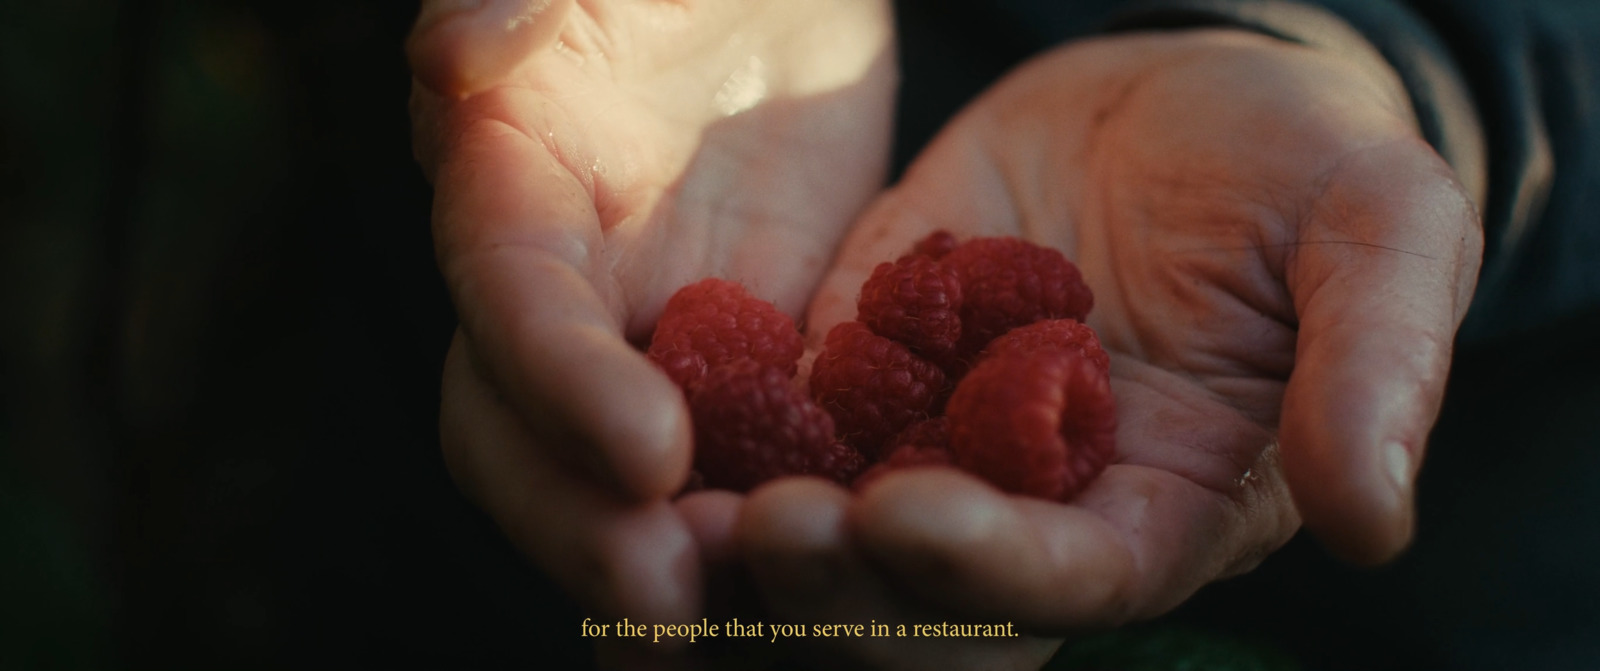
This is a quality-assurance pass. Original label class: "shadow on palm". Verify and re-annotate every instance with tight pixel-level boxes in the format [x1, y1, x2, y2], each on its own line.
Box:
[760, 30, 1478, 645]
[416, 0, 898, 638]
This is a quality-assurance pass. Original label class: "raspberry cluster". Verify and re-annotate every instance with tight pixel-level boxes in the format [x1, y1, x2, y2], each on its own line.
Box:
[646, 232, 1117, 501]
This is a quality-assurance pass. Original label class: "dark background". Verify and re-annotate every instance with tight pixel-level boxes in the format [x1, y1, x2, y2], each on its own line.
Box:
[2, 1, 1597, 669]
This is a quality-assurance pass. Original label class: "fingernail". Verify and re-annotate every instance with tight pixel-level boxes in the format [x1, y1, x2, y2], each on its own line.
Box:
[417, 0, 485, 30]
[1383, 440, 1411, 497]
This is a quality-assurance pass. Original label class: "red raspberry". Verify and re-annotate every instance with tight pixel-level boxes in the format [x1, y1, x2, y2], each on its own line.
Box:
[651, 349, 708, 392]
[853, 416, 955, 488]
[946, 348, 1116, 501]
[943, 237, 1094, 365]
[647, 278, 804, 390]
[886, 416, 951, 452]
[982, 319, 1111, 374]
[853, 443, 955, 490]
[810, 321, 946, 459]
[690, 360, 865, 492]
[905, 229, 959, 260]
[857, 255, 963, 358]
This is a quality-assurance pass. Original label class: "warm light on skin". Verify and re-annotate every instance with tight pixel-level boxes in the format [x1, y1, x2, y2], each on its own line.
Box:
[506, 0, 553, 32]
[412, 3, 900, 661]
[714, 54, 769, 117]
[596, 0, 892, 124]
[409, 0, 575, 98]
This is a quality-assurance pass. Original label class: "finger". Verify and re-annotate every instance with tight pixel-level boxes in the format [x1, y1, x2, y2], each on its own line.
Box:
[434, 103, 691, 500]
[407, 0, 575, 97]
[409, 83, 448, 180]
[739, 479, 1061, 670]
[441, 334, 701, 631]
[675, 490, 743, 565]
[853, 470, 1127, 625]
[852, 452, 1294, 628]
[1281, 139, 1483, 563]
[739, 479, 875, 618]
[590, 491, 765, 671]
[851, 372, 1301, 627]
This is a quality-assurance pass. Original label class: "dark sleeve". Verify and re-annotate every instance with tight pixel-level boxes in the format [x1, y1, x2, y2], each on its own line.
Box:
[1003, 0, 1600, 345]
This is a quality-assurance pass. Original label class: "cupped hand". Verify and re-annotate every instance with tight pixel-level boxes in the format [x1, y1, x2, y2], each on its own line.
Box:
[739, 27, 1483, 666]
[410, 0, 896, 636]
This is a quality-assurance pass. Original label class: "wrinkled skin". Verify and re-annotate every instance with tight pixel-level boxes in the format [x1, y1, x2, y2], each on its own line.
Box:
[412, 2, 1484, 667]
[738, 30, 1482, 669]
[410, 0, 895, 658]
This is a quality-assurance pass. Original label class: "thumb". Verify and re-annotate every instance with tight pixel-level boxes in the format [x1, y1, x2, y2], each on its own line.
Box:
[407, 0, 574, 97]
[1280, 139, 1482, 564]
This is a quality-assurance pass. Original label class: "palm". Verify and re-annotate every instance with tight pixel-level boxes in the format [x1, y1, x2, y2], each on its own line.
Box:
[424, 0, 895, 326]
[801, 34, 1317, 624]
[411, 0, 896, 639]
[762, 30, 1480, 651]
[814, 33, 1384, 507]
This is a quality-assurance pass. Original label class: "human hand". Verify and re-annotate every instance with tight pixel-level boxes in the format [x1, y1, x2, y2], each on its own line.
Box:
[409, 0, 896, 640]
[739, 28, 1482, 667]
